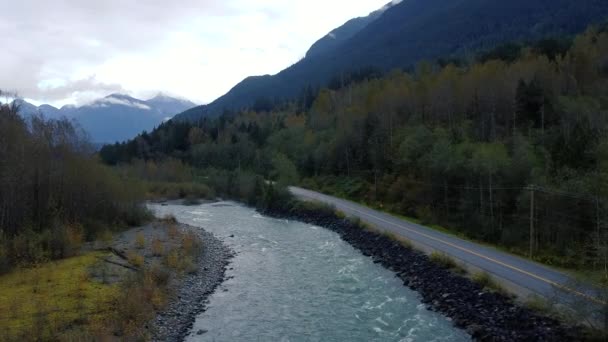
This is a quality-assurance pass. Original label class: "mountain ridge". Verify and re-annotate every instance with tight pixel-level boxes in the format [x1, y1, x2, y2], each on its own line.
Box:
[174, 0, 608, 122]
[16, 93, 196, 143]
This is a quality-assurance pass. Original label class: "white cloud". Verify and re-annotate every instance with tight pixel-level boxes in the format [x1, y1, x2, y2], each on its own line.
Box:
[95, 97, 151, 110]
[1, 0, 388, 107]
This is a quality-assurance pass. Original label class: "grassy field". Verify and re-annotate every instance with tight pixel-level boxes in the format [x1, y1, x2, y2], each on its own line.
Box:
[0, 217, 206, 341]
[0, 252, 119, 341]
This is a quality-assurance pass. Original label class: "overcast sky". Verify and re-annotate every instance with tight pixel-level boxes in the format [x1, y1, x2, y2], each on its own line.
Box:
[1, 0, 389, 107]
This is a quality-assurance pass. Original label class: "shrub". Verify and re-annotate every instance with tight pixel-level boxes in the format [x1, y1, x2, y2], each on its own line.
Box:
[415, 205, 434, 224]
[525, 294, 554, 314]
[183, 195, 201, 206]
[181, 232, 201, 256]
[430, 251, 465, 274]
[181, 256, 198, 274]
[161, 215, 177, 224]
[472, 271, 508, 296]
[149, 263, 170, 287]
[165, 250, 180, 270]
[11, 229, 50, 265]
[384, 232, 413, 249]
[65, 224, 84, 257]
[167, 224, 180, 240]
[151, 238, 164, 257]
[0, 238, 9, 274]
[127, 251, 144, 268]
[121, 204, 153, 227]
[111, 274, 155, 338]
[164, 242, 200, 274]
[347, 216, 362, 227]
[96, 229, 114, 248]
[135, 233, 145, 249]
[144, 181, 212, 200]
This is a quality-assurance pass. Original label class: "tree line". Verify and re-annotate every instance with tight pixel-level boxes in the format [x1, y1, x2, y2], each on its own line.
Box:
[101, 28, 608, 279]
[0, 100, 147, 273]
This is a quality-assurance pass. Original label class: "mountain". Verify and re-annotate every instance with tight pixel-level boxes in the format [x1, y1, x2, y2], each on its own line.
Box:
[37, 104, 61, 119]
[13, 99, 39, 118]
[305, 2, 396, 59]
[15, 94, 196, 143]
[175, 0, 608, 121]
[73, 94, 165, 144]
[144, 93, 197, 117]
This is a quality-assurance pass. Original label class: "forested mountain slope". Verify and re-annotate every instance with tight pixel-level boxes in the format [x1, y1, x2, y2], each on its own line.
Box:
[175, 0, 608, 121]
[102, 28, 608, 278]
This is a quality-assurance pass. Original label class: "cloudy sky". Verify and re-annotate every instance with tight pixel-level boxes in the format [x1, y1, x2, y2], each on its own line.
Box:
[1, 0, 389, 107]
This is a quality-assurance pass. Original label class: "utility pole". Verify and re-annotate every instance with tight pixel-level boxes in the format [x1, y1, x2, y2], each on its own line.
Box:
[374, 170, 378, 201]
[529, 185, 535, 258]
[596, 197, 601, 246]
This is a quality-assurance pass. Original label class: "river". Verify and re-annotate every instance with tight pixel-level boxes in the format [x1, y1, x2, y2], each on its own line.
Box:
[149, 202, 469, 342]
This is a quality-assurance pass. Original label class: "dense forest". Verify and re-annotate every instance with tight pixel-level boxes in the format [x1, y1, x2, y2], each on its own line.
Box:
[101, 28, 608, 279]
[0, 100, 147, 274]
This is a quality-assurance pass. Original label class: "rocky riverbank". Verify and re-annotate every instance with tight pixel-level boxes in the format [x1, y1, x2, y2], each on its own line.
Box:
[152, 225, 234, 341]
[262, 203, 581, 341]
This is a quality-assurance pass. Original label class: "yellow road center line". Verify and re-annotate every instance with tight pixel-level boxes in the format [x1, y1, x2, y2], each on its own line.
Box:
[301, 190, 606, 306]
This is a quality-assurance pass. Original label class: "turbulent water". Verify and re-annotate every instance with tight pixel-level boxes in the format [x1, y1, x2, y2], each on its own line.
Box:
[149, 202, 469, 342]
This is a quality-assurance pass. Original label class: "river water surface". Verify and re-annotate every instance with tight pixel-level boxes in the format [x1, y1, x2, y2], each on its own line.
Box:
[149, 202, 469, 342]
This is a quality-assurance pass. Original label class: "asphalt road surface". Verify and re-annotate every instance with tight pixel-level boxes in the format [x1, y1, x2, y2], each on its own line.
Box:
[290, 186, 605, 314]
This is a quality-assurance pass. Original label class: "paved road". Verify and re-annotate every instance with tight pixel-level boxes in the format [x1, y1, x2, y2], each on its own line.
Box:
[290, 186, 605, 310]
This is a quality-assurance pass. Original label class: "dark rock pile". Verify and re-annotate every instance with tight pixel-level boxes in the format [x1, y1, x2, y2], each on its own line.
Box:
[263, 205, 581, 342]
[152, 225, 234, 342]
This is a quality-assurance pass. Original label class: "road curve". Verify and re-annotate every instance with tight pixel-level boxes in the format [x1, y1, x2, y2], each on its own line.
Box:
[289, 186, 605, 310]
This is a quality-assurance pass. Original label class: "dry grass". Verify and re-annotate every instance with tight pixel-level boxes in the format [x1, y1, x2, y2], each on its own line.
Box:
[151, 238, 164, 257]
[383, 231, 413, 249]
[0, 252, 119, 341]
[0, 217, 210, 340]
[161, 214, 177, 224]
[430, 252, 466, 275]
[107, 267, 170, 339]
[126, 251, 144, 268]
[472, 271, 508, 296]
[65, 224, 84, 256]
[165, 250, 180, 270]
[163, 229, 202, 275]
[96, 230, 113, 248]
[167, 224, 180, 240]
[181, 232, 201, 255]
[135, 232, 146, 249]
[0, 222, 204, 341]
[525, 294, 555, 315]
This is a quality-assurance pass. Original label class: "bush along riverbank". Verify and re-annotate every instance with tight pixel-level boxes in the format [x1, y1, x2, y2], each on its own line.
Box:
[106, 215, 234, 341]
[0, 215, 233, 341]
[151, 221, 233, 341]
[261, 200, 583, 341]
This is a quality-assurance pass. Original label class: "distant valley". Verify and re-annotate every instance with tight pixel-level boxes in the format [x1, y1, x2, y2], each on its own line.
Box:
[16, 93, 196, 143]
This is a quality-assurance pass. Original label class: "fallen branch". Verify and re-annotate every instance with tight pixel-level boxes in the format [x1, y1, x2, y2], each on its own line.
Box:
[96, 256, 139, 271]
[107, 247, 129, 261]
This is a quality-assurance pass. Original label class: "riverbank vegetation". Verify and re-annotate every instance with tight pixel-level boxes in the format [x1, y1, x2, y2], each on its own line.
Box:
[0, 101, 150, 275]
[0, 218, 204, 341]
[0, 100, 204, 340]
[101, 27, 608, 284]
[0, 252, 117, 341]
